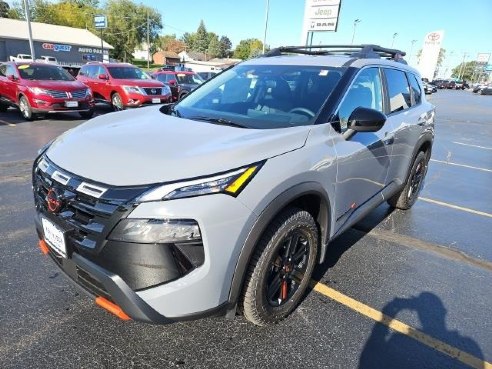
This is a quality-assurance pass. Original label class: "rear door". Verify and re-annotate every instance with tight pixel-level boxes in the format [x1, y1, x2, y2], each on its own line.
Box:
[382, 68, 430, 185]
[332, 67, 394, 226]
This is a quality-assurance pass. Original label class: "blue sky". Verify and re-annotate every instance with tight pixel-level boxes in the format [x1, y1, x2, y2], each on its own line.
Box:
[138, 0, 492, 72]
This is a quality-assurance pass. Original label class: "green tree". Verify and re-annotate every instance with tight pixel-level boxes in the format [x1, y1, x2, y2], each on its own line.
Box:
[181, 32, 196, 51]
[194, 20, 209, 53]
[104, 0, 162, 62]
[207, 34, 220, 59]
[233, 38, 264, 60]
[451, 61, 477, 81]
[0, 1, 10, 17]
[218, 36, 232, 58]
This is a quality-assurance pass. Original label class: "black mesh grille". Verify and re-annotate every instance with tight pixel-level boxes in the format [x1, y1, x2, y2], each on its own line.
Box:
[32, 156, 147, 252]
[143, 87, 162, 95]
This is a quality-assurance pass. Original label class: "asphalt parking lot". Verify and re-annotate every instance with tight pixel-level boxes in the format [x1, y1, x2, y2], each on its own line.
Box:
[0, 90, 491, 369]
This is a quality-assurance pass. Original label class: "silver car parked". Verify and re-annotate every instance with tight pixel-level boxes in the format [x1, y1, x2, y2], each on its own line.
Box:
[33, 45, 435, 326]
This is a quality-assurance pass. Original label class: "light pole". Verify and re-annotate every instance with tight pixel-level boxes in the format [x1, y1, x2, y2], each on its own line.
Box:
[408, 39, 417, 64]
[23, 0, 35, 60]
[391, 33, 398, 48]
[458, 52, 469, 80]
[262, 0, 270, 54]
[351, 19, 361, 45]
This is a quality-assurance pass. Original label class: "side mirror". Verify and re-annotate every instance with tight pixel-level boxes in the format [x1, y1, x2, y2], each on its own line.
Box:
[98, 73, 109, 80]
[168, 79, 177, 86]
[343, 107, 386, 140]
[7, 75, 16, 81]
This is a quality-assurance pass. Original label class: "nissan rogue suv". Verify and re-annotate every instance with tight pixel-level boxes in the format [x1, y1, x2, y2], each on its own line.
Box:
[33, 45, 435, 326]
[77, 62, 172, 110]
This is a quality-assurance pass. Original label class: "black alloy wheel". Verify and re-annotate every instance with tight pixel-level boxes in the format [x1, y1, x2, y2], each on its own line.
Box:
[387, 151, 429, 210]
[241, 208, 318, 326]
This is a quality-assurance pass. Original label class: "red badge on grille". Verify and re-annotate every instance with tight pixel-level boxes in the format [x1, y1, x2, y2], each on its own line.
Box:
[47, 188, 63, 213]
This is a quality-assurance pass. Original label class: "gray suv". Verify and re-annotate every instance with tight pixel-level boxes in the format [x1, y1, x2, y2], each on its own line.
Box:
[32, 45, 434, 326]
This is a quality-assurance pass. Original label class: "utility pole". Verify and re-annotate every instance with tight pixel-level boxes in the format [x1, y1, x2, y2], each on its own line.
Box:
[262, 0, 270, 54]
[351, 19, 361, 45]
[408, 39, 417, 64]
[23, 0, 35, 60]
[391, 33, 398, 48]
[147, 10, 150, 69]
[458, 52, 468, 80]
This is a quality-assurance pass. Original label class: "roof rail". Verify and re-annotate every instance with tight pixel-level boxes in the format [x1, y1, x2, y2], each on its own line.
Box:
[262, 44, 407, 62]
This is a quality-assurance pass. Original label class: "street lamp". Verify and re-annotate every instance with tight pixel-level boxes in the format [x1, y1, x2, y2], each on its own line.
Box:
[391, 33, 398, 48]
[408, 39, 417, 64]
[262, 0, 270, 54]
[351, 19, 361, 45]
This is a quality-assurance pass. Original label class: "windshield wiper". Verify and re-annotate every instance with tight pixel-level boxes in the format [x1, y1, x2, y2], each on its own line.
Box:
[187, 116, 247, 128]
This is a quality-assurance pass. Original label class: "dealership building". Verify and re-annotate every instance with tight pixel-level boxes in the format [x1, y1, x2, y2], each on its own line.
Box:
[0, 18, 113, 66]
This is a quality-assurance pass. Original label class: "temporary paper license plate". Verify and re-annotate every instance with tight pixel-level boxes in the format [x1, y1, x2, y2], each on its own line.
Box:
[65, 101, 79, 108]
[42, 218, 66, 257]
[152, 98, 161, 104]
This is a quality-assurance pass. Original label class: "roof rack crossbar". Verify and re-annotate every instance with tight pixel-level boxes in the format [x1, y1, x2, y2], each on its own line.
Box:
[262, 44, 406, 60]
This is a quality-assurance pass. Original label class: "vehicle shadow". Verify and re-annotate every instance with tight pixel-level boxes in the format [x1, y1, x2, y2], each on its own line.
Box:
[311, 203, 395, 282]
[358, 292, 485, 369]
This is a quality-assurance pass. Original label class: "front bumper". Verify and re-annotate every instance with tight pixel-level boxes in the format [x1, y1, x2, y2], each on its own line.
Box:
[31, 98, 94, 113]
[123, 93, 172, 108]
[33, 155, 257, 322]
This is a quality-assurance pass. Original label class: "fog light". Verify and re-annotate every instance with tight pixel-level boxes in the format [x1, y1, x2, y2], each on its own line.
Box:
[108, 219, 201, 244]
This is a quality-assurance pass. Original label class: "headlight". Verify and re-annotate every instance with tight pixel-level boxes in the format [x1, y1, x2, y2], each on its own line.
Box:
[86, 88, 93, 97]
[122, 86, 144, 94]
[138, 163, 263, 202]
[29, 87, 48, 95]
[108, 219, 201, 244]
[162, 85, 171, 95]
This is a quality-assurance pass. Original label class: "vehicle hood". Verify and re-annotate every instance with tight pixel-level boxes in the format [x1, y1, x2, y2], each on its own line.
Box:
[112, 79, 164, 88]
[46, 106, 310, 186]
[22, 80, 87, 91]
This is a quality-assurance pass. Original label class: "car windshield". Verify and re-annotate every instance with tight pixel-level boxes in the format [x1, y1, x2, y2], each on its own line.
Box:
[107, 66, 150, 80]
[18, 64, 75, 81]
[174, 64, 344, 129]
[176, 73, 203, 85]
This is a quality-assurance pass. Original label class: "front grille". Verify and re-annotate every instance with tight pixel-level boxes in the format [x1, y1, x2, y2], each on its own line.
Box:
[70, 89, 87, 99]
[143, 87, 162, 95]
[32, 156, 146, 252]
[46, 89, 68, 99]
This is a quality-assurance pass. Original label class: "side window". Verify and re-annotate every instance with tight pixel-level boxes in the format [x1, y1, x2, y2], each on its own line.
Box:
[86, 65, 98, 79]
[384, 68, 412, 113]
[408, 74, 422, 105]
[5, 65, 17, 78]
[97, 66, 107, 77]
[0, 65, 6, 77]
[336, 67, 383, 132]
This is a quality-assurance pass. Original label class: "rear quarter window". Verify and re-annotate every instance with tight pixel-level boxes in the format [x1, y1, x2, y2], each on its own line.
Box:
[383, 68, 412, 114]
[408, 74, 422, 105]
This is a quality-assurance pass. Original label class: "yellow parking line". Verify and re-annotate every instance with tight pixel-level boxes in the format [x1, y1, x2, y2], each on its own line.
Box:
[419, 197, 492, 218]
[311, 281, 492, 369]
[430, 159, 492, 173]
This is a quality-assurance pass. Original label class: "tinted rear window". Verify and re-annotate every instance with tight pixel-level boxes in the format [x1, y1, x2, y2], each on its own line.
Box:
[383, 68, 411, 113]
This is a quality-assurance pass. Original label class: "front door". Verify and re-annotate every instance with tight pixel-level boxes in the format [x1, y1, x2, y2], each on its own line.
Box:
[331, 67, 394, 228]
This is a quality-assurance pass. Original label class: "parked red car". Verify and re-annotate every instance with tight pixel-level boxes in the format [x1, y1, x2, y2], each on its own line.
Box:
[151, 70, 204, 101]
[77, 62, 171, 110]
[0, 62, 95, 120]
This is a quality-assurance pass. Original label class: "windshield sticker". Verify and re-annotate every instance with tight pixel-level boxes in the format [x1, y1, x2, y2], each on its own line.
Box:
[319, 70, 328, 76]
[18, 65, 30, 70]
